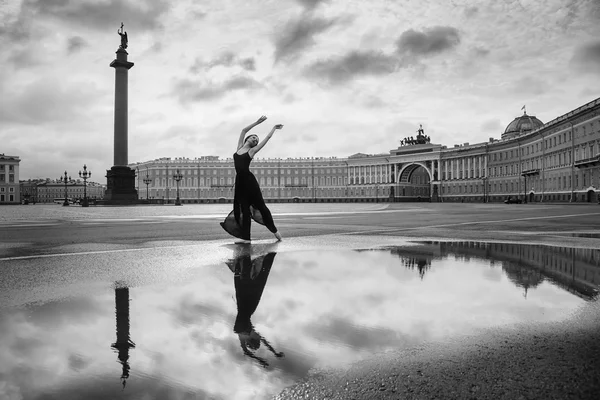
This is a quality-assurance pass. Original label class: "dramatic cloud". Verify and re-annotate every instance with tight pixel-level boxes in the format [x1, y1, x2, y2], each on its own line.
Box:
[239, 57, 256, 71]
[190, 52, 256, 73]
[67, 36, 86, 53]
[480, 119, 503, 133]
[396, 26, 461, 57]
[570, 41, 600, 75]
[464, 6, 479, 18]
[4, 47, 43, 68]
[362, 95, 387, 109]
[304, 50, 398, 85]
[273, 15, 337, 63]
[0, 78, 105, 125]
[0, 2, 30, 43]
[295, 0, 330, 10]
[511, 76, 547, 96]
[173, 76, 262, 103]
[472, 46, 490, 58]
[23, 0, 171, 31]
[306, 315, 415, 350]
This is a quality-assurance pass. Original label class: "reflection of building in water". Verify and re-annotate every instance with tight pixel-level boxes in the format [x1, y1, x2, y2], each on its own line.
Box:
[433, 241, 600, 300]
[502, 261, 544, 297]
[111, 286, 136, 388]
[389, 248, 433, 279]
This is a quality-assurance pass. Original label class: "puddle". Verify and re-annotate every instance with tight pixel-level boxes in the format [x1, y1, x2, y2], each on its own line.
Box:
[0, 242, 598, 399]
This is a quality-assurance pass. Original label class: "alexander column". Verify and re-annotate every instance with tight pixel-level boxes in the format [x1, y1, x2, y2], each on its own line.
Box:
[104, 23, 138, 204]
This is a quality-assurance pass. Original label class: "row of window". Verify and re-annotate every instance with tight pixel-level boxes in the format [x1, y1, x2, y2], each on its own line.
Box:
[442, 171, 598, 194]
[0, 194, 15, 202]
[147, 167, 347, 176]
[148, 187, 390, 198]
[481, 143, 597, 178]
[150, 176, 350, 188]
[0, 174, 15, 182]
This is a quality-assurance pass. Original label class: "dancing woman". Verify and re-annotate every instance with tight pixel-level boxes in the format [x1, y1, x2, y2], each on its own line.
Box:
[220, 116, 283, 243]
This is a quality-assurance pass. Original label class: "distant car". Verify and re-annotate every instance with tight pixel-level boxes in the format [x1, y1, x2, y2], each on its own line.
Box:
[504, 196, 522, 204]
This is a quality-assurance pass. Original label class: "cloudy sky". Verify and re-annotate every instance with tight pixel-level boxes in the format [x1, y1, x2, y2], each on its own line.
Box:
[1, 0, 599, 181]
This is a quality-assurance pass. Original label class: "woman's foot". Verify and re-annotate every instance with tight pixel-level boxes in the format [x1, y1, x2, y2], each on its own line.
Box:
[274, 232, 283, 242]
[235, 239, 252, 244]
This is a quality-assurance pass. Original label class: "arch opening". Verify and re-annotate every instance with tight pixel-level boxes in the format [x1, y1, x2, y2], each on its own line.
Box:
[395, 163, 431, 201]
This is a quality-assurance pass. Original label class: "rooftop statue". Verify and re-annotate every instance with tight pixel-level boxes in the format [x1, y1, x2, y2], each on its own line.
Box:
[401, 124, 431, 146]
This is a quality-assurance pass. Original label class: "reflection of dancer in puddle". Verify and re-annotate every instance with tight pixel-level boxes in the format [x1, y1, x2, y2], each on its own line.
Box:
[220, 116, 283, 243]
[227, 252, 285, 367]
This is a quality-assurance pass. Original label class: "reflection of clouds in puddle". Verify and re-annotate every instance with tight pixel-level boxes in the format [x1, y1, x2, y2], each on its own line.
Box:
[0, 293, 116, 398]
[255, 250, 584, 368]
[1, 280, 294, 399]
[482, 265, 503, 282]
[0, 248, 589, 399]
[307, 314, 419, 350]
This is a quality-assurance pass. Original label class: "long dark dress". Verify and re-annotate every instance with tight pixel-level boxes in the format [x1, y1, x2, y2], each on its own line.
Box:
[220, 152, 278, 240]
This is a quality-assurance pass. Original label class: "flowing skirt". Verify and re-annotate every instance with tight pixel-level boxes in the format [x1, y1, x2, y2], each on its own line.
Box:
[220, 172, 276, 240]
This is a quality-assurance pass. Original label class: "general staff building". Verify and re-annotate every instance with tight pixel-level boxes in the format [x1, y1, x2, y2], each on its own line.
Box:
[130, 97, 600, 204]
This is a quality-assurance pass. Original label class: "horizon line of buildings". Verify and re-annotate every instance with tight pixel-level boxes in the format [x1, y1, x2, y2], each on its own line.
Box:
[128, 96, 600, 204]
[2, 96, 599, 205]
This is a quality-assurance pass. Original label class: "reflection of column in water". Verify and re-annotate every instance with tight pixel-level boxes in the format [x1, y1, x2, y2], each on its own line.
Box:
[111, 286, 136, 388]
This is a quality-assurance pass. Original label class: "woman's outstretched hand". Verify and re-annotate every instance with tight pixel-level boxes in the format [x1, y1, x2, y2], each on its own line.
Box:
[257, 115, 267, 124]
[274, 124, 283, 130]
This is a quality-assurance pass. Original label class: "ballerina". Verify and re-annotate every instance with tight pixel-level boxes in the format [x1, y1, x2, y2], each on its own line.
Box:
[220, 115, 283, 243]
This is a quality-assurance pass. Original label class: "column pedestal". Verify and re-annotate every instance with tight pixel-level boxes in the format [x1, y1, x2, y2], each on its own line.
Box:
[104, 166, 138, 204]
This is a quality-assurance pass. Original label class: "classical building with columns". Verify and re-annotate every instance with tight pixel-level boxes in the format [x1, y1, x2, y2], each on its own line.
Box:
[130, 97, 600, 204]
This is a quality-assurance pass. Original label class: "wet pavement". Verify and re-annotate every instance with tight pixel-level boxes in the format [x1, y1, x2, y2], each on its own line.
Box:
[1, 234, 598, 399]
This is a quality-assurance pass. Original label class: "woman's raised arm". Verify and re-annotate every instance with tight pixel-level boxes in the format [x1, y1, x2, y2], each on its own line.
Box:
[238, 116, 267, 150]
[248, 124, 283, 157]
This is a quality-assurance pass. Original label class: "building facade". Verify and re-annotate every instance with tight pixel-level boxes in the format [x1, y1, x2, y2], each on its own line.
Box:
[130, 97, 600, 204]
[19, 179, 46, 203]
[0, 154, 20, 204]
[36, 180, 106, 203]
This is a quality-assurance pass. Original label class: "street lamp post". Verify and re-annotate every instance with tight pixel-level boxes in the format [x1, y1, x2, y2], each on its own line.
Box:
[58, 171, 72, 206]
[173, 169, 183, 206]
[483, 177, 487, 203]
[79, 164, 91, 207]
[143, 168, 152, 201]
